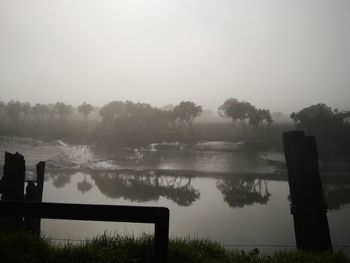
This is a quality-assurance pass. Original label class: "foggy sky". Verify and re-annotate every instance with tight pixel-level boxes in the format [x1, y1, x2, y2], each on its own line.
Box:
[1, 0, 350, 113]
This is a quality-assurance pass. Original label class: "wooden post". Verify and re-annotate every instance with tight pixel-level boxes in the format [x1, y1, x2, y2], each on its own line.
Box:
[154, 209, 169, 263]
[1, 152, 26, 201]
[24, 161, 45, 235]
[36, 161, 45, 202]
[283, 131, 332, 251]
[0, 152, 26, 229]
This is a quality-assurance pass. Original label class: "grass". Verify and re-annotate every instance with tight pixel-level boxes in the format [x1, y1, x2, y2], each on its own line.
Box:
[0, 231, 349, 263]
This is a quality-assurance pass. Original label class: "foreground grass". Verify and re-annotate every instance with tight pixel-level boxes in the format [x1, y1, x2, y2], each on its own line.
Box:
[0, 231, 349, 263]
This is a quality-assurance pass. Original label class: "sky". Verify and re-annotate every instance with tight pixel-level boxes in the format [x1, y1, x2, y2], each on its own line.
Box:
[0, 0, 349, 113]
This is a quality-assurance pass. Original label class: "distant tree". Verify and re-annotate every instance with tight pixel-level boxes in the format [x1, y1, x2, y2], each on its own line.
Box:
[98, 101, 167, 146]
[55, 102, 72, 121]
[173, 101, 202, 135]
[0, 101, 5, 118]
[261, 109, 273, 127]
[99, 101, 126, 123]
[218, 98, 253, 129]
[47, 104, 57, 120]
[5, 100, 22, 125]
[21, 102, 31, 122]
[290, 103, 350, 138]
[32, 103, 50, 123]
[290, 112, 298, 126]
[248, 107, 264, 128]
[290, 103, 350, 161]
[78, 102, 94, 121]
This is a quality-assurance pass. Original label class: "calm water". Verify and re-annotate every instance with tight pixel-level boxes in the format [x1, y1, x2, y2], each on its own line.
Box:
[1, 136, 350, 253]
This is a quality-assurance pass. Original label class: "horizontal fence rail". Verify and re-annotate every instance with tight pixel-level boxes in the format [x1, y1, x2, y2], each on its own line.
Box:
[0, 201, 169, 263]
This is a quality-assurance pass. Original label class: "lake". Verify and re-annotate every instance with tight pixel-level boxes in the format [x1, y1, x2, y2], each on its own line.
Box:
[1, 136, 350, 254]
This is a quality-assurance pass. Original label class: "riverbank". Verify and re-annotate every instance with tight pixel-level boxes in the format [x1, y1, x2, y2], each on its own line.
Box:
[0, 231, 348, 263]
[0, 121, 290, 150]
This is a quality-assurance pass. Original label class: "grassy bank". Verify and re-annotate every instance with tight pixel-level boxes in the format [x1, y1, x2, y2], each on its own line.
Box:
[0, 231, 348, 263]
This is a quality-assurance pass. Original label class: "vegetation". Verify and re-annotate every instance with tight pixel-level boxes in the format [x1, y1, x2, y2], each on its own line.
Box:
[290, 103, 350, 161]
[0, 98, 349, 157]
[0, 230, 348, 263]
[173, 101, 203, 136]
[218, 98, 272, 130]
[78, 102, 94, 121]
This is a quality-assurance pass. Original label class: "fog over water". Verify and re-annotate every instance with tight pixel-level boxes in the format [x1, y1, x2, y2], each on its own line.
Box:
[1, 0, 350, 112]
[1, 1, 350, 257]
[1, 137, 350, 253]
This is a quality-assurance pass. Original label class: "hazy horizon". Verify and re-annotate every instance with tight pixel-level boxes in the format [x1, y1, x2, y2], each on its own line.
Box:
[1, 0, 350, 113]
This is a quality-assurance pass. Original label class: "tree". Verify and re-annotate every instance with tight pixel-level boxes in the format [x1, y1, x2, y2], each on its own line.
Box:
[78, 102, 94, 121]
[248, 107, 264, 128]
[289, 103, 350, 141]
[0, 101, 5, 119]
[55, 102, 72, 121]
[290, 103, 350, 161]
[289, 103, 336, 134]
[5, 100, 22, 125]
[98, 101, 168, 146]
[47, 103, 57, 120]
[218, 98, 253, 129]
[32, 103, 50, 123]
[290, 112, 298, 126]
[21, 102, 31, 122]
[99, 101, 126, 123]
[173, 101, 202, 135]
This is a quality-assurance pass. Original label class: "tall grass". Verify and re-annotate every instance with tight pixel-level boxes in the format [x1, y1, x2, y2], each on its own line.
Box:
[0, 231, 348, 263]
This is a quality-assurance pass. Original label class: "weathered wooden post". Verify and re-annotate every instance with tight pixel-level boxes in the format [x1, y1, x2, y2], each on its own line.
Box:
[0, 152, 26, 229]
[283, 131, 332, 251]
[1, 152, 26, 201]
[0, 152, 45, 234]
[36, 161, 45, 202]
[154, 209, 169, 263]
[24, 161, 45, 234]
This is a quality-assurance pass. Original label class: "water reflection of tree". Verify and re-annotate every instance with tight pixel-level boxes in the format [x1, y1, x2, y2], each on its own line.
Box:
[90, 172, 200, 206]
[77, 174, 93, 194]
[217, 177, 271, 208]
[323, 183, 350, 211]
[47, 172, 72, 188]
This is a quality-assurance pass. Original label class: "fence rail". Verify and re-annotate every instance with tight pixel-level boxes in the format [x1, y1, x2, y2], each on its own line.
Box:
[0, 201, 169, 263]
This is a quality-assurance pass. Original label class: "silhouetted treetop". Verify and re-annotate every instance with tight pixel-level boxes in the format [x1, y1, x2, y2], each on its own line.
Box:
[173, 101, 202, 135]
[218, 98, 253, 128]
[78, 102, 94, 121]
[55, 102, 72, 121]
[218, 98, 272, 130]
[5, 100, 22, 125]
[290, 103, 349, 135]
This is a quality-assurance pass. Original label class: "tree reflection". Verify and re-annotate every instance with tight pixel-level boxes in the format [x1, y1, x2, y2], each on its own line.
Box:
[47, 172, 72, 188]
[217, 177, 271, 208]
[77, 174, 93, 194]
[323, 183, 350, 210]
[90, 172, 200, 206]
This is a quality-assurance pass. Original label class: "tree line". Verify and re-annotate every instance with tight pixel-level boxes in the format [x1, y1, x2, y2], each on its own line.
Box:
[0, 100, 95, 124]
[0, 98, 274, 129]
[1, 98, 349, 151]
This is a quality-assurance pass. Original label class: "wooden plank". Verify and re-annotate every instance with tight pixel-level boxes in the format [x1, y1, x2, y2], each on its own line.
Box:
[0, 201, 169, 263]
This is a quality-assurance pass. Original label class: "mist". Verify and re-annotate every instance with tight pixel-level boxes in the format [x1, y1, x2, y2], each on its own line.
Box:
[1, 0, 350, 113]
[1, 1, 350, 260]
